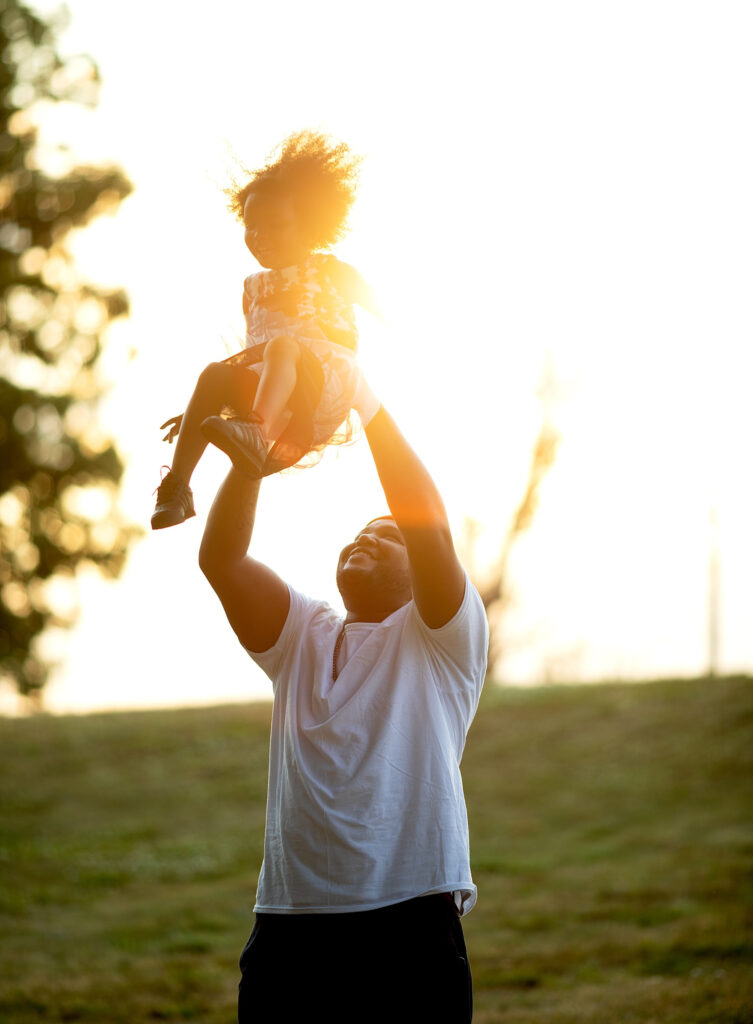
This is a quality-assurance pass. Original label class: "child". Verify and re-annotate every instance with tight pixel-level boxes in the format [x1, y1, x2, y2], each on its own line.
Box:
[151, 130, 379, 530]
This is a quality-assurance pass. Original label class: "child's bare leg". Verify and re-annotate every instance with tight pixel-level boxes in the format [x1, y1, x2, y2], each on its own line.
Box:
[170, 362, 258, 484]
[252, 336, 300, 442]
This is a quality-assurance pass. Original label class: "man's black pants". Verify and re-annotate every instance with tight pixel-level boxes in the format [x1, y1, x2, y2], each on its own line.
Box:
[237, 893, 473, 1023]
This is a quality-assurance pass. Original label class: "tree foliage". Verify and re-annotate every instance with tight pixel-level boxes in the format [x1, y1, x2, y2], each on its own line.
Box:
[0, 0, 135, 698]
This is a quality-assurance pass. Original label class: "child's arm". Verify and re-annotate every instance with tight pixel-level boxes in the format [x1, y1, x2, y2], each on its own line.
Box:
[330, 259, 386, 322]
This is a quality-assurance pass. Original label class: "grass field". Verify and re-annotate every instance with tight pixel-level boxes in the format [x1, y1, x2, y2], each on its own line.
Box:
[1, 675, 751, 1023]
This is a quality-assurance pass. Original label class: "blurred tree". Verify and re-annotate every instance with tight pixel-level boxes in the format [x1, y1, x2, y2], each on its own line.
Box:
[479, 417, 559, 672]
[463, 355, 562, 676]
[0, 0, 135, 701]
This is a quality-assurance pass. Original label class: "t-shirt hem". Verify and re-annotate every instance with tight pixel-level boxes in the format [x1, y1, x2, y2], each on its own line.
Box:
[254, 883, 477, 917]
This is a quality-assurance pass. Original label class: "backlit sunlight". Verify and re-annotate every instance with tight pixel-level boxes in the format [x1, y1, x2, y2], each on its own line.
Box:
[3, 0, 751, 714]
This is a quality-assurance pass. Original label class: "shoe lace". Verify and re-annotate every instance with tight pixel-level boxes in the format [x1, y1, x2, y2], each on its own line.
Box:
[153, 467, 181, 499]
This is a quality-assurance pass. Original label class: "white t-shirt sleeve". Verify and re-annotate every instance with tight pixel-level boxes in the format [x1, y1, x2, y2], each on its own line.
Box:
[409, 574, 489, 718]
[243, 586, 314, 686]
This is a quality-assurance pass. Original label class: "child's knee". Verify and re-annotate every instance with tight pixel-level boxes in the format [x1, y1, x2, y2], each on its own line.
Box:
[198, 361, 225, 387]
[196, 361, 236, 403]
[264, 335, 300, 365]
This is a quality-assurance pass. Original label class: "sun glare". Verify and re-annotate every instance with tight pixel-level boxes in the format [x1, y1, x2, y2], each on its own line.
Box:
[9, 0, 751, 716]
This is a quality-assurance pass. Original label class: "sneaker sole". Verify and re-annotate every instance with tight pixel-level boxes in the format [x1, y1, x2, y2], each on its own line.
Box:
[151, 506, 196, 530]
[201, 418, 265, 479]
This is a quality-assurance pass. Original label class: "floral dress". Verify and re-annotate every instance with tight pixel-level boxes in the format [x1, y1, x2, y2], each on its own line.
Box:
[239, 254, 361, 470]
[162, 255, 362, 474]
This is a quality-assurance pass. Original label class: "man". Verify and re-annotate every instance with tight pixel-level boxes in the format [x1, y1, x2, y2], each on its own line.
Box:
[198, 399, 488, 1023]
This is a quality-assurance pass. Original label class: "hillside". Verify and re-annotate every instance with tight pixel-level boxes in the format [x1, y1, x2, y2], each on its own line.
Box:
[1, 675, 751, 1022]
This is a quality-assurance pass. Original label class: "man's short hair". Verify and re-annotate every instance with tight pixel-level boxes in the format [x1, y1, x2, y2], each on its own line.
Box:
[363, 515, 396, 529]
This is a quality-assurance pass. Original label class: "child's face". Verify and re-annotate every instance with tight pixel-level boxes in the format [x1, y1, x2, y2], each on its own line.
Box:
[243, 191, 309, 269]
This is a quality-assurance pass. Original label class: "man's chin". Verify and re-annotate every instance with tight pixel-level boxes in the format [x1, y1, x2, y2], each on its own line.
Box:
[336, 564, 370, 597]
[337, 565, 411, 615]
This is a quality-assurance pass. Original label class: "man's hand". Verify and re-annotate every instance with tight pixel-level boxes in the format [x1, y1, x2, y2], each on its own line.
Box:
[351, 367, 381, 428]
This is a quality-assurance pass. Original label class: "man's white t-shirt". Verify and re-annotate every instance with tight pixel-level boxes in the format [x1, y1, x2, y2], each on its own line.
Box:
[246, 574, 488, 916]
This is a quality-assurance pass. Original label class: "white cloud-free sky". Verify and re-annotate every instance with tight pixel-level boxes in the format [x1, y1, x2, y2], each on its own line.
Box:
[5, 0, 752, 712]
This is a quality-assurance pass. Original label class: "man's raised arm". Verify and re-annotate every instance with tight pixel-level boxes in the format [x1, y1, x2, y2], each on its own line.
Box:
[198, 470, 290, 652]
[364, 406, 466, 629]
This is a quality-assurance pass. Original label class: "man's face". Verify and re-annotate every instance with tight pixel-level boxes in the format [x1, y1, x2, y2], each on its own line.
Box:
[336, 518, 411, 615]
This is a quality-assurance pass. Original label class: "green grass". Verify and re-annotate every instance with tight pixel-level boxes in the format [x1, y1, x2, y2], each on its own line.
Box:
[1, 676, 751, 1022]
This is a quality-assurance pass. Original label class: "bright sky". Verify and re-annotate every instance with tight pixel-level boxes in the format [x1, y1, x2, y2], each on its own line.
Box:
[5, 0, 752, 713]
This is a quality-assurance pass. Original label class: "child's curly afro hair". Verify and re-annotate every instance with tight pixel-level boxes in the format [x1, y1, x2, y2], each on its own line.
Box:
[228, 130, 362, 252]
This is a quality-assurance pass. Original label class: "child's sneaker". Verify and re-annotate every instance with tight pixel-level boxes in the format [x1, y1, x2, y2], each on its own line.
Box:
[151, 470, 195, 530]
[201, 416, 268, 479]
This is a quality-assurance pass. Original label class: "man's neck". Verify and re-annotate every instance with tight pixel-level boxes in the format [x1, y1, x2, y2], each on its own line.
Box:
[344, 598, 409, 625]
